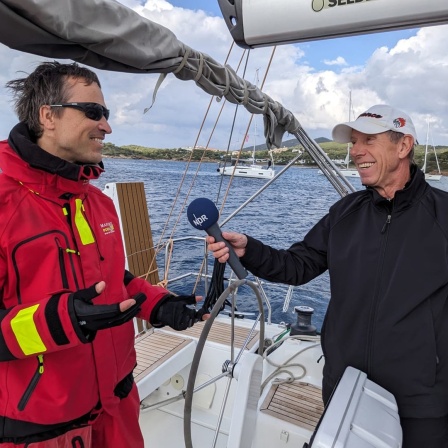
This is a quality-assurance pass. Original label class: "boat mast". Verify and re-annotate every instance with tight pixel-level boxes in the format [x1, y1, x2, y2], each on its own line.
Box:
[426, 119, 442, 174]
[253, 118, 257, 162]
[431, 123, 442, 174]
[344, 91, 352, 169]
[423, 118, 429, 173]
[252, 68, 260, 163]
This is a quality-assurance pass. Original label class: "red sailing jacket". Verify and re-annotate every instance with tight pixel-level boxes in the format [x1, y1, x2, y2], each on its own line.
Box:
[0, 123, 168, 439]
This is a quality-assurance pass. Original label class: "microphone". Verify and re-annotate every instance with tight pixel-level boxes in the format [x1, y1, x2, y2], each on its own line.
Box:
[187, 198, 248, 279]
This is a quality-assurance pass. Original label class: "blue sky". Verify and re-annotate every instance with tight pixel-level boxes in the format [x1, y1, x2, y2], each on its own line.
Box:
[166, 0, 222, 15]
[299, 29, 418, 70]
[0, 0, 447, 149]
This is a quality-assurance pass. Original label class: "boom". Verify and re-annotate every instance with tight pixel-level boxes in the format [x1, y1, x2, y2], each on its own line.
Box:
[218, 0, 448, 48]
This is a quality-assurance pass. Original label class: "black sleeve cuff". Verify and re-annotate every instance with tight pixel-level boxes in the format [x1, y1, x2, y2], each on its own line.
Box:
[67, 294, 96, 343]
[45, 294, 70, 346]
[124, 270, 135, 286]
[149, 293, 171, 327]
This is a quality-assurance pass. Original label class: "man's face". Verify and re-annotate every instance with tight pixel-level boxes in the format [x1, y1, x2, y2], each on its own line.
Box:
[349, 130, 406, 191]
[45, 77, 112, 164]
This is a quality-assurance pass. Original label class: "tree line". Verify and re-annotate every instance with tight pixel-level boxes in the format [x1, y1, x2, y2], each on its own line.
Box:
[103, 142, 448, 174]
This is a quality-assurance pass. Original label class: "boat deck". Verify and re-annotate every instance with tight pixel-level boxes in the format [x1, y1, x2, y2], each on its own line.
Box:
[260, 381, 324, 431]
[162, 320, 260, 350]
[134, 331, 193, 383]
[134, 320, 260, 398]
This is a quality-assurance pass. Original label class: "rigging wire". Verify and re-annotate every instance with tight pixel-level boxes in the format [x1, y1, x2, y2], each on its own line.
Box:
[218, 46, 277, 214]
[201, 48, 278, 314]
[140, 42, 239, 284]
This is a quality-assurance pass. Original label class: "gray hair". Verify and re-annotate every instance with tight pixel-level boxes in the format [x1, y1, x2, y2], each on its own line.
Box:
[6, 61, 101, 138]
[386, 130, 415, 163]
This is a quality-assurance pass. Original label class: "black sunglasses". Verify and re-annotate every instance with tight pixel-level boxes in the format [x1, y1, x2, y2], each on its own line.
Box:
[50, 102, 110, 121]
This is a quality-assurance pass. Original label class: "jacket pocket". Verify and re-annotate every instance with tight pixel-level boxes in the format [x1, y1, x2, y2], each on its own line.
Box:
[12, 231, 76, 304]
[18, 355, 44, 411]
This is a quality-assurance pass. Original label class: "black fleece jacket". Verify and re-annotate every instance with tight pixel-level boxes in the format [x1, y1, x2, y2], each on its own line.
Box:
[241, 166, 448, 418]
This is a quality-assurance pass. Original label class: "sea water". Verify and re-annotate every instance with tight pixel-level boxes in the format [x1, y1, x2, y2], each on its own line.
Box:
[92, 159, 448, 331]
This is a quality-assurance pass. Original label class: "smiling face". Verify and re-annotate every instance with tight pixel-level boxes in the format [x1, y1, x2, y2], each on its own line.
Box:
[349, 130, 414, 198]
[38, 77, 112, 165]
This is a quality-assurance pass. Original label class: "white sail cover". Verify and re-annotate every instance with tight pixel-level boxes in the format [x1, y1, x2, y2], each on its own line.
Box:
[0, 0, 300, 148]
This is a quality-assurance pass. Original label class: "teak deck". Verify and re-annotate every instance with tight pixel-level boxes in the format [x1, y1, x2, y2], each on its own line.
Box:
[134, 320, 259, 383]
[260, 381, 324, 431]
[134, 331, 192, 383]
[163, 320, 260, 350]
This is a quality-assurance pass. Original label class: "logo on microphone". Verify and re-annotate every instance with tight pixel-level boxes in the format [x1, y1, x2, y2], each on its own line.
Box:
[192, 213, 208, 227]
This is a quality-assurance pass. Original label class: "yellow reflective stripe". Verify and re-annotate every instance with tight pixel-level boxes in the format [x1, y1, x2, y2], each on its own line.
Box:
[74, 199, 95, 245]
[10, 305, 47, 356]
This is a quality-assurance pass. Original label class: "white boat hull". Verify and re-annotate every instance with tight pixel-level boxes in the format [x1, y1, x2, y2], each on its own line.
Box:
[425, 173, 442, 181]
[339, 169, 360, 178]
[318, 168, 360, 178]
[218, 165, 275, 179]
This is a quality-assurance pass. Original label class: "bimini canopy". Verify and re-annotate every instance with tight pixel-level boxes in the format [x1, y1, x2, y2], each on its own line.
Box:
[0, 0, 300, 149]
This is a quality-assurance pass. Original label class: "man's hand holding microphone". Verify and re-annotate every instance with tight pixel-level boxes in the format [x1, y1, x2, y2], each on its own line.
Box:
[187, 197, 248, 279]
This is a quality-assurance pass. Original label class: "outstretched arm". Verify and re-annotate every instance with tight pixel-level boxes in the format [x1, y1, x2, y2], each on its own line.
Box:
[207, 231, 248, 262]
[123, 270, 208, 331]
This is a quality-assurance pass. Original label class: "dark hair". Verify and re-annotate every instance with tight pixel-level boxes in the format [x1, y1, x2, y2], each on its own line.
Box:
[6, 61, 101, 138]
[386, 130, 415, 163]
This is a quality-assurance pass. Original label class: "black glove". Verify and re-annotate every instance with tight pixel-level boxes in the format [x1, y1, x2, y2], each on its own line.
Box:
[150, 294, 198, 331]
[70, 284, 146, 338]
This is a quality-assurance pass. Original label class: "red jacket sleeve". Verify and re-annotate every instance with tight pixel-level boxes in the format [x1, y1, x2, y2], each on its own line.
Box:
[124, 275, 169, 321]
[0, 293, 89, 361]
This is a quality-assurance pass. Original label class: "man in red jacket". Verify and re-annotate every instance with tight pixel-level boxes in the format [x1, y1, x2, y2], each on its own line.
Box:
[0, 61, 203, 447]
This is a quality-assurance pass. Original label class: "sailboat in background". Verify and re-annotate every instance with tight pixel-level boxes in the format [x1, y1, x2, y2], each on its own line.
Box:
[422, 119, 442, 181]
[217, 118, 275, 179]
[337, 91, 360, 178]
[318, 91, 359, 178]
[217, 69, 276, 179]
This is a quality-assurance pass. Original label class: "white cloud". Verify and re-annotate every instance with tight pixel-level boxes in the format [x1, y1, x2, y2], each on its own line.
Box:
[0, 1, 447, 148]
[323, 56, 347, 66]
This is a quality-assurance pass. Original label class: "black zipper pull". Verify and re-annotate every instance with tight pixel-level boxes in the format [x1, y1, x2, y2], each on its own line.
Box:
[381, 214, 391, 233]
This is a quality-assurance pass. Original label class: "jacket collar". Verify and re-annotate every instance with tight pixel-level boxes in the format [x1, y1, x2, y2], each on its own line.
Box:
[0, 122, 104, 196]
[368, 164, 429, 211]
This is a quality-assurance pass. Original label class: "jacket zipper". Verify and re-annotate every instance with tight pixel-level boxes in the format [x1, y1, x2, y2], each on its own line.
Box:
[63, 203, 83, 289]
[18, 355, 44, 411]
[56, 239, 69, 289]
[381, 214, 391, 233]
[63, 203, 79, 251]
[365, 211, 392, 375]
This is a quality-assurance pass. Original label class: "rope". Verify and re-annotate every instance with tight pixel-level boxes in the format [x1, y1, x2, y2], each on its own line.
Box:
[260, 334, 321, 393]
[196, 259, 234, 318]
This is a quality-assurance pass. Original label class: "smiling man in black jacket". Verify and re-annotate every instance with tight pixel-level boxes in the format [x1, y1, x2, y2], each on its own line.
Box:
[207, 104, 448, 448]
